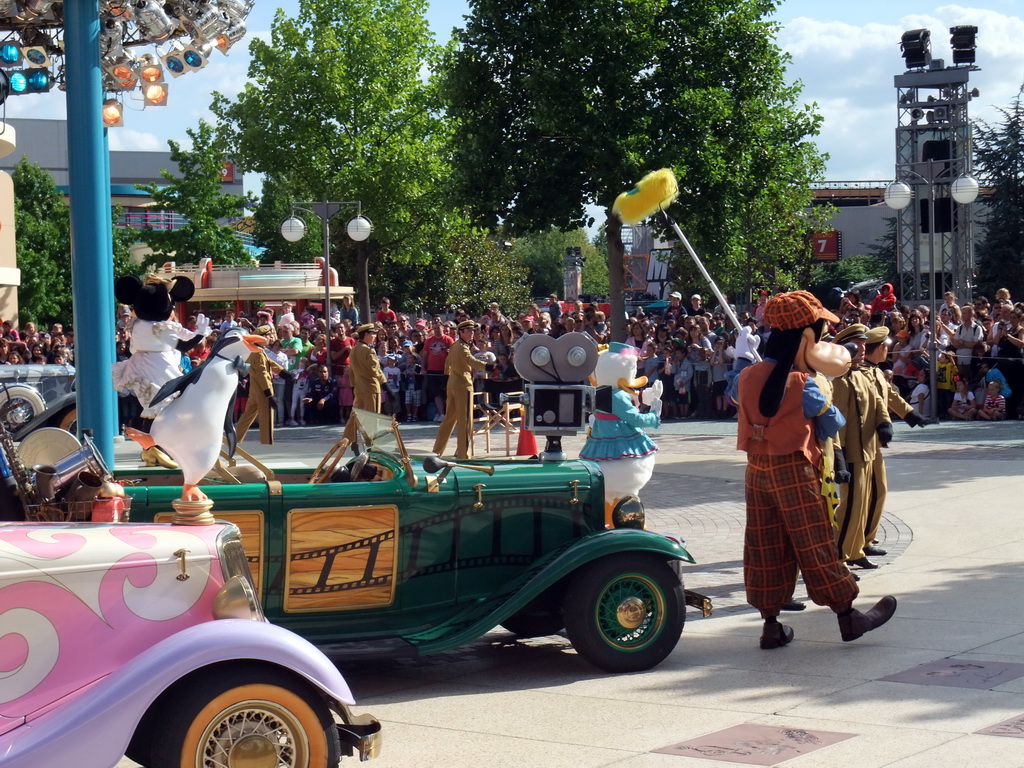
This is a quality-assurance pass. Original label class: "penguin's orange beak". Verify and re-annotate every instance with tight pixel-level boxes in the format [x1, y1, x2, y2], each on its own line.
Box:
[243, 334, 268, 354]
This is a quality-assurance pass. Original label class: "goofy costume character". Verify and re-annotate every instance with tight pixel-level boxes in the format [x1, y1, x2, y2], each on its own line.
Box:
[733, 291, 898, 650]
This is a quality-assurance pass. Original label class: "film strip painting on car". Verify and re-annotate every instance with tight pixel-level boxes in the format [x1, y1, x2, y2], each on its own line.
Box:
[283, 505, 399, 613]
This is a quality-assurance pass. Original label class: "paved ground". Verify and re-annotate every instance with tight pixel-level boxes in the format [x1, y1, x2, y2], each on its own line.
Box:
[114, 417, 1024, 767]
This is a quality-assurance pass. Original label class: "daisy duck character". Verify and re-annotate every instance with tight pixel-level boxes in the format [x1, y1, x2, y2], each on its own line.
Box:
[580, 342, 662, 527]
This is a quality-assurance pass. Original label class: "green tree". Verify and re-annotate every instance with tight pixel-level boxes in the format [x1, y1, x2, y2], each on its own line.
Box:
[212, 0, 454, 320]
[250, 174, 320, 265]
[442, 0, 827, 340]
[12, 158, 71, 325]
[377, 229, 530, 316]
[974, 89, 1024, 298]
[135, 120, 252, 269]
[510, 227, 598, 299]
[12, 159, 142, 326]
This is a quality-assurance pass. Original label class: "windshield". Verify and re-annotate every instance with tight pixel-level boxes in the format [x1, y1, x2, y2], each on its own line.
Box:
[350, 408, 416, 488]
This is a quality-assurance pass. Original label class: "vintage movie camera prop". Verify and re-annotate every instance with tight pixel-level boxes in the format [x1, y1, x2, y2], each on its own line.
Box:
[511, 332, 598, 461]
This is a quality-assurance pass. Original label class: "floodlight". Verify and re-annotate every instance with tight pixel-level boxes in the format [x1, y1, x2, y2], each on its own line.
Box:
[142, 81, 168, 106]
[900, 28, 931, 69]
[21, 46, 49, 68]
[218, 0, 253, 19]
[102, 98, 124, 127]
[949, 25, 978, 65]
[135, 0, 176, 42]
[160, 41, 188, 77]
[182, 40, 213, 72]
[0, 43, 21, 66]
[215, 20, 246, 54]
[20, 0, 56, 19]
[138, 54, 163, 83]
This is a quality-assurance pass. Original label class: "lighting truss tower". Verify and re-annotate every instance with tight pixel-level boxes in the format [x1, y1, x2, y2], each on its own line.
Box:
[893, 50, 979, 302]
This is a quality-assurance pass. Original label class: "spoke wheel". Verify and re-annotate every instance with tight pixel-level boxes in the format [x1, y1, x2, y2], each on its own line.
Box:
[563, 554, 684, 673]
[150, 668, 339, 768]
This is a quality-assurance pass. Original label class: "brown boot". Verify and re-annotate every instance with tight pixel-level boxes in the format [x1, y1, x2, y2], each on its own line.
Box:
[760, 621, 794, 649]
[838, 596, 897, 642]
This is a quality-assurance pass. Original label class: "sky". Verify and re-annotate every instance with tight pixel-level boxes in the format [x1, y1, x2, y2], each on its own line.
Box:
[5, 1, 1023, 187]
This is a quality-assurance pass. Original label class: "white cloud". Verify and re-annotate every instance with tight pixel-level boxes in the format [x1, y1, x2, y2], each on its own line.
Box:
[779, 7, 1024, 180]
[107, 129, 165, 152]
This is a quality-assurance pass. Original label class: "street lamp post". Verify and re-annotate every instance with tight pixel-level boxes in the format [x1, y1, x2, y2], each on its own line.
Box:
[884, 163, 979, 420]
[280, 202, 371, 372]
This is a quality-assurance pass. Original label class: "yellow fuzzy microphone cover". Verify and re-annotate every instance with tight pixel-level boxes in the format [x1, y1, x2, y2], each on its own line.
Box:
[612, 168, 679, 225]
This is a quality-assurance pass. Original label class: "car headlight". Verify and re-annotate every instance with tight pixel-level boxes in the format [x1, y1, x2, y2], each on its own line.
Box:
[214, 527, 264, 621]
[611, 495, 645, 529]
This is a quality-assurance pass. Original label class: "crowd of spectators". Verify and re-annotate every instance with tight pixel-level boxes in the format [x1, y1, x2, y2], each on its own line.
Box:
[0, 322, 74, 368]
[12, 281, 1020, 436]
[831, 285, 1023, 421]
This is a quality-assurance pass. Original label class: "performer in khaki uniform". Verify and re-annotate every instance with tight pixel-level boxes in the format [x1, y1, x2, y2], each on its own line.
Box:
[236, 325, 285, 445]
[433, 320, 495, 460]
[860, 326, 928, 554]
[831, 324, 893, 571]
[343, 323, 388, 446]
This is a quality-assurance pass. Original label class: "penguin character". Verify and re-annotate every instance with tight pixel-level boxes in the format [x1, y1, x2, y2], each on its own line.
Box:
[126, 328, 266, 501]
[112, 274, 211, 468]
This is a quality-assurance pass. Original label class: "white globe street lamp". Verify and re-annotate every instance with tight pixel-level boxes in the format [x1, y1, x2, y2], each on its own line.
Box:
[280, 202, 367, 374]
[883, 181, 914, 210]
[950, 175, 980, 204]
[346, 216, 373, 242]
[279, 216, 307, 243]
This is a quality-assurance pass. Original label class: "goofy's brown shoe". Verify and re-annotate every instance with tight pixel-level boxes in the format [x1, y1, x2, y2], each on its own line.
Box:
[760, 621, 795, 650]
[838, 596, 897, 642]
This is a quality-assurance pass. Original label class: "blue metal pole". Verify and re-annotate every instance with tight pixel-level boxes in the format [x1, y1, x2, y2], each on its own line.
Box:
[64, 0, 117, 466]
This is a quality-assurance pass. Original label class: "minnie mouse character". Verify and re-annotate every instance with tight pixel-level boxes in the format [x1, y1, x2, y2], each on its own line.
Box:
[111, 275, 210, 467]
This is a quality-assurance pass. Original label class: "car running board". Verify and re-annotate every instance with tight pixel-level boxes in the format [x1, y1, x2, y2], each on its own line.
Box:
[317, 637, 419, 659]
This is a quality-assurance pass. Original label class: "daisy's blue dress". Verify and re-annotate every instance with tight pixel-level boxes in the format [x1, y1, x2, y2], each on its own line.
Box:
[579, 389, 659, 461]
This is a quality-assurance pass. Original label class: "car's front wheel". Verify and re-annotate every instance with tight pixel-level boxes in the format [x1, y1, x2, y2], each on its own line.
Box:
[150, 667, 341, 768]
[563, 554, 684, 673]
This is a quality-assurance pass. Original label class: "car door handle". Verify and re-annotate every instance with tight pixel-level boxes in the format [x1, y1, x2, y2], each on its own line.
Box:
[173, 548, 190, 581]
[473, 483, 486, 509]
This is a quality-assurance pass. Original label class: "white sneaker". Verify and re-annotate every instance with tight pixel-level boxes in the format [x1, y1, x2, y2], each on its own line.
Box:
[286, 420, 298, 426]
[298, 419, 306, 426]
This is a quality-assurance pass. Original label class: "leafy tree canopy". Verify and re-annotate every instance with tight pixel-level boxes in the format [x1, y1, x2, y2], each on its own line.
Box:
[442, 0, 827, 338]
[12, 159, 139, 327]
[135, 120, 253, 269]
[212, 0, 455, 318]
[974, 87, 1024, 299]
[510, 227, 601, 300]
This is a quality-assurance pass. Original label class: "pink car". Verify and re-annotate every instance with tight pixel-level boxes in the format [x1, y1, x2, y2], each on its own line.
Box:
[0, 521, 381, 768]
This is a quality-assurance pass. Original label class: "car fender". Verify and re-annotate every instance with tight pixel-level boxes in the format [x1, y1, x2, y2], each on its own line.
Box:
[511, 528, 694, 608]
[405, 529, 695, 655]
[0, 620, 356, 768]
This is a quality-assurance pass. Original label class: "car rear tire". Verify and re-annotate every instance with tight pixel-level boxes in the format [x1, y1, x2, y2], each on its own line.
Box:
[149, 667, 340, 768]
[563, 554, 684, 673]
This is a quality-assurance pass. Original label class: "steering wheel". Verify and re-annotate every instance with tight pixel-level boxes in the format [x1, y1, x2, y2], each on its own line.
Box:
[309, 438, 351, 484]
[350, 449, 370, 482]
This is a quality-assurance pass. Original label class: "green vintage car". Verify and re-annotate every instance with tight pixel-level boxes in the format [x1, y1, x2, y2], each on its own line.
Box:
[122, 410, 710, 673]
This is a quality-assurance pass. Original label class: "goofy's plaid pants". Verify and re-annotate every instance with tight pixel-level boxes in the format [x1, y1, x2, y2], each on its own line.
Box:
[744, 452, 859, 618]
